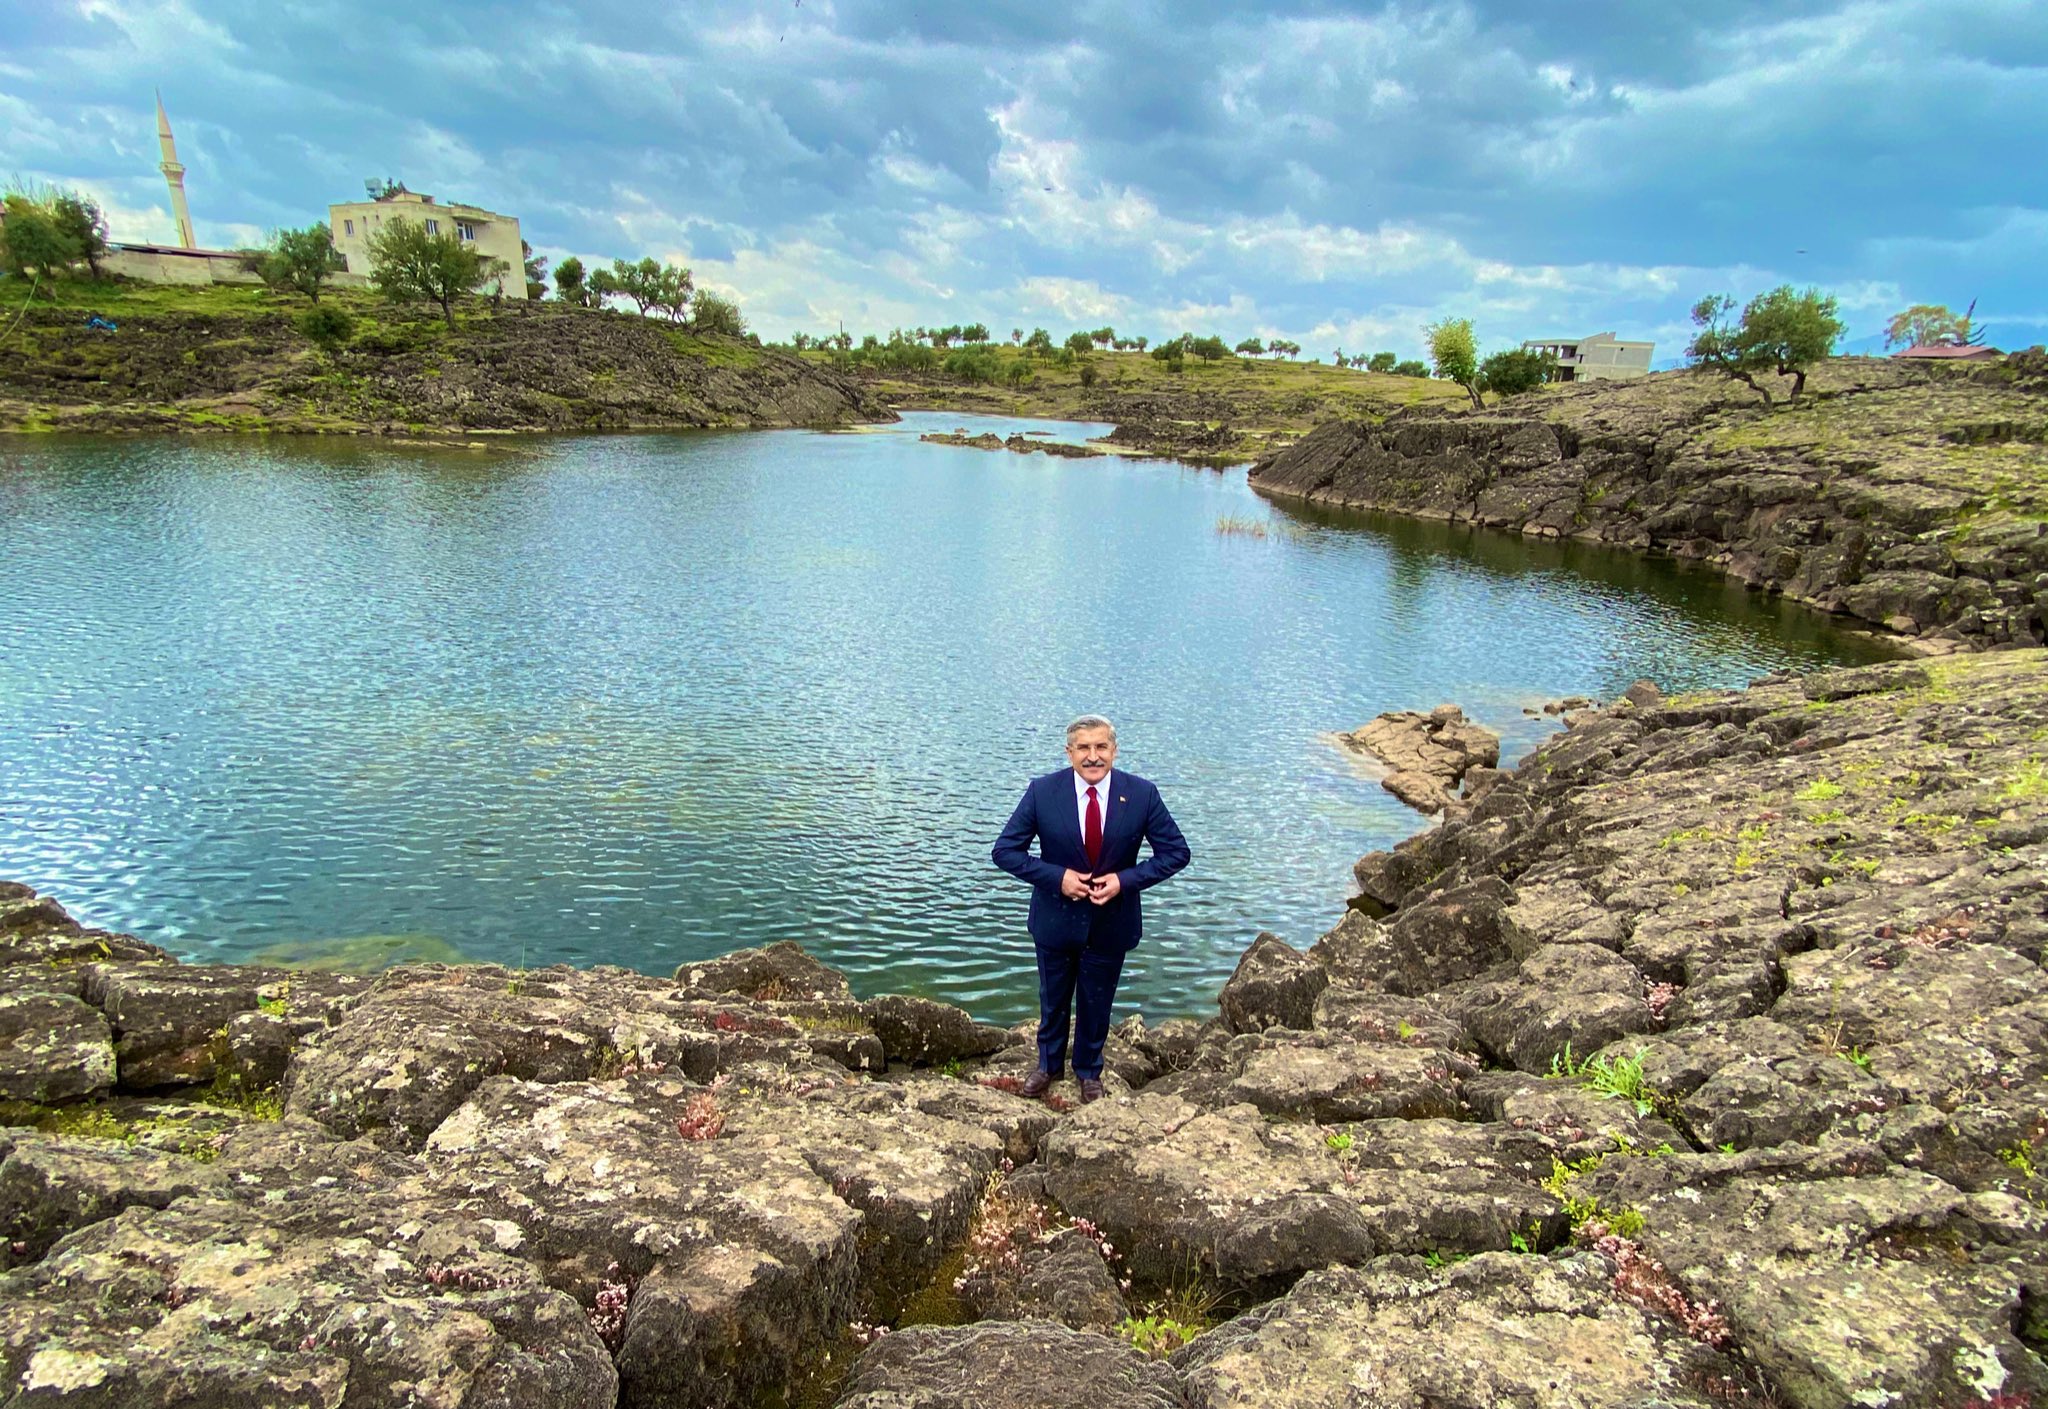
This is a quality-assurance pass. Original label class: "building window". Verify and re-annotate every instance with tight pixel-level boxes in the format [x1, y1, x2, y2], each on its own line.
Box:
[425, 218, 440, 235]
[456, 221, 476, 241]
[344, 219, 354, 236]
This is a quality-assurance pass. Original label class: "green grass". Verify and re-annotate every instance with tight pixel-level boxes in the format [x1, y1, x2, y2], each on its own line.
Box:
[1798, 779, 1844, 801]
[2003, 759, 2048, 801]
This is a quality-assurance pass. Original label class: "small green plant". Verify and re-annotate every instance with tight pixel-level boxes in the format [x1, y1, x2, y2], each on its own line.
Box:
[1845, 857, 1882, 877]
[1422, 1249, 1472, 1269]
[1395, 1020, 1416, 1041]
[1999, 1141, 2036, 1182]
[939, 1057, 965, 1080]
[1737, 823, 1769, 843]
[1798, 779, 1844, 801]
[1325, 1132, 1354, 1152]
[1808, 808, 1848, 824]
[1549, 1045, 1661, 1115]
[1842, 1047, 1874, 1072]
[1116, 1315, 1199, 1358]
[1719, 1142, 1738, 1154]
[1659, 824, 1719, 850]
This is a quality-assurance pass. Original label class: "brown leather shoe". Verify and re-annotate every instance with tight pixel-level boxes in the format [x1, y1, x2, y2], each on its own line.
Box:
[1020, 1069, 1054, 1098]
[1077, 1077, 1106, 1104]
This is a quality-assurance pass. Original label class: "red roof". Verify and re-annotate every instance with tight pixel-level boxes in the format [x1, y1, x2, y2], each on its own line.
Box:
[1893, 344, 2000, 360]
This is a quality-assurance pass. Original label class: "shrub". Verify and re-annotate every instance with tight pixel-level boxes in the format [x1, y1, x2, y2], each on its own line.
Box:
[1476, 347, 1557, 398]
[295, 305, 355, 350]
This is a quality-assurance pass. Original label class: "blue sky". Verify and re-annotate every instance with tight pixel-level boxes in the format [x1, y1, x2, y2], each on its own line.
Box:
[5, 0, 2044, 360]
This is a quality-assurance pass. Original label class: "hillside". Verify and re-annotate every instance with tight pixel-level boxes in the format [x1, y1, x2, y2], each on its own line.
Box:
[0, 282, 891, 435]
[1251, 355, 2048, 651]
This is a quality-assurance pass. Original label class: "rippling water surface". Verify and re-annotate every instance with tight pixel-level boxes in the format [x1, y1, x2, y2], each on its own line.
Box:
[0, 415, 1893, 1021]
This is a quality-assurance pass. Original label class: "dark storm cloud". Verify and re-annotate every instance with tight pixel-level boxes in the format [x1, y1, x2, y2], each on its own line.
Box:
[1, 0, 2040, 353]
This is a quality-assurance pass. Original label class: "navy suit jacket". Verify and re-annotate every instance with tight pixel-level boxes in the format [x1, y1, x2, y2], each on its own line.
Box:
[991, 768, 1190, 951]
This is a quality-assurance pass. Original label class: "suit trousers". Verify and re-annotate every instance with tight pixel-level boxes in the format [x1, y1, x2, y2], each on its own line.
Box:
[1034, 933, 1127, 1080]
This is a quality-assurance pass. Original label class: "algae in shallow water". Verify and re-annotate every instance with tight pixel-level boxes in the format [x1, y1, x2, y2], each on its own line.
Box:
[250, 931, 471, 971]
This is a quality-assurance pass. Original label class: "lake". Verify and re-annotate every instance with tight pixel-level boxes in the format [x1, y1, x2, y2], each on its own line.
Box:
[0, 414, 1893, 1022]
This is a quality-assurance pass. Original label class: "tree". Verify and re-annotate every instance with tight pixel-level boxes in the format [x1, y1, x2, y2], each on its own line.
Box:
[1367, 351, 1397, 374]
[1234, 337, 1264, 356]
[243, 224, 345, 302]
[364, 217, 493, 327]
[689, 289, 746, 337]
[0, 194, 79, 280]
[1132, 335, 1148, 352]
[1884, 303, 1975, 350]
[553, 255, 589, 307]
[1476, 347, 1557, 399]
[1687, 284, 1843, 406]
[296, 305, 354, 351]
[1063, 330, 1095, 356]
[1010, 327, 1023, 344]
[1393, 359, 1428, 377]
[1425, 317, 1483, 408]
[1091, 326, 1116, 348]
[522, 241, 548, 301]
[49, 193, 109, 278]
[1189, 334, 1229, 361]
[962, 323, 990, 344]
[586, 264, 620, 308]
[651, 263, 694, 322]
[1024, 327, 1054, 358]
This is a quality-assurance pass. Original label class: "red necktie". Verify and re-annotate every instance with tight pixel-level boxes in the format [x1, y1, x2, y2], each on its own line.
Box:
[1084, 786, 1102, 872]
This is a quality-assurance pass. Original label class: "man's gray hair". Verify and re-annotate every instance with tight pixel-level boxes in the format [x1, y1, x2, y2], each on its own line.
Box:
[1065, 714, 1117, 743]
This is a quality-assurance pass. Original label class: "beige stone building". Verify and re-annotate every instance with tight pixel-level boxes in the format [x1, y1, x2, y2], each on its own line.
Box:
[328, 189, 527, 299]
[1520, 331, 1654, 381]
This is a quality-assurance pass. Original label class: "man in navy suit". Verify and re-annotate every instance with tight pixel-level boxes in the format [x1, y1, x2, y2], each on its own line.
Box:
[991, 715, 1190, 1103]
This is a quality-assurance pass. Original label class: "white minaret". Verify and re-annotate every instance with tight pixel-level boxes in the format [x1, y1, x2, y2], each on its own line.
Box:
[156, 90, 197, 249]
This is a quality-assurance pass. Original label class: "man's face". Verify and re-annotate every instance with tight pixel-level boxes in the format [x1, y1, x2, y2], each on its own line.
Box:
[1066, 727, 1117, 785]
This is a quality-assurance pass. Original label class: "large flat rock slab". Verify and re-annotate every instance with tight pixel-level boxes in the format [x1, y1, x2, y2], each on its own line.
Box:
[834, 1320, 1183, 1409]
[1174, 1253, 1751, 1408]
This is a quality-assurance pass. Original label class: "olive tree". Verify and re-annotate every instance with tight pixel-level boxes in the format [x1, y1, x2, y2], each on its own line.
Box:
[1884, 302, 1975, 350]
[1687, 285, 1843, 406]
[244, 224, 346, 302]
[365, 218, 493, 327]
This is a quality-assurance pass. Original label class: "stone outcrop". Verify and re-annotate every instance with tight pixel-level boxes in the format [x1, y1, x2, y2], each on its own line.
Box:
[1251, 358, 2048, 649]
[0, 301, 894, 435]
[918, 429, 1106, 458]
[2, 649, 2044, 1405]
[1335, 702, 1502, 815]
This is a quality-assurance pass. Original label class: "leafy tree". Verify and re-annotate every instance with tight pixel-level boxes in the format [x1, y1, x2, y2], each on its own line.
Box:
[49, 193, 109, 278]
[1078, 361, 1098, 388]
[943, 346, 999, 383]
[689, 289, 746, 337]
[242, 224, 345, 302]
[962, 323, 990, 344]
[1687, 285, 1843, 405]
[652, 263, 694, 322]
[1091, 326, 1116, 348]
[1234, 337, 1264, 356]
[1425, 317, 1483, 408]
[1011, 327, 1023, 344]
[1024, 327, 1054, 358]
[1476, 347, 1557, 399]
[364, 217, 494, 327]
[0, 193, 79, 280]
[1064, 330, 1095, 356]
[1150, 339, 1186, 373]
[1003, 358, 1032, 386]
[1189, 334, 1229, 361]
[1884, 302, 1975, 350]
[553, 255, 589, 307]
[1367, 351, 1397, 374]
[1133, 335, 1148, 352]
[1393, 359, 1428, 377]
[522, 241, 548, 301]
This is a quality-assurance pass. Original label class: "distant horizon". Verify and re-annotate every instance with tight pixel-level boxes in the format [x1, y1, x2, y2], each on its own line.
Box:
[4, 2, 2042, 361]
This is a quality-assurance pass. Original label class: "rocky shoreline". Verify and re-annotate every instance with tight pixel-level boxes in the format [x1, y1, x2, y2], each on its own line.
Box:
[1250, 356, 2048, 652]
[0, 301, 893, 436]
[4, 648, 2046, 1406]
